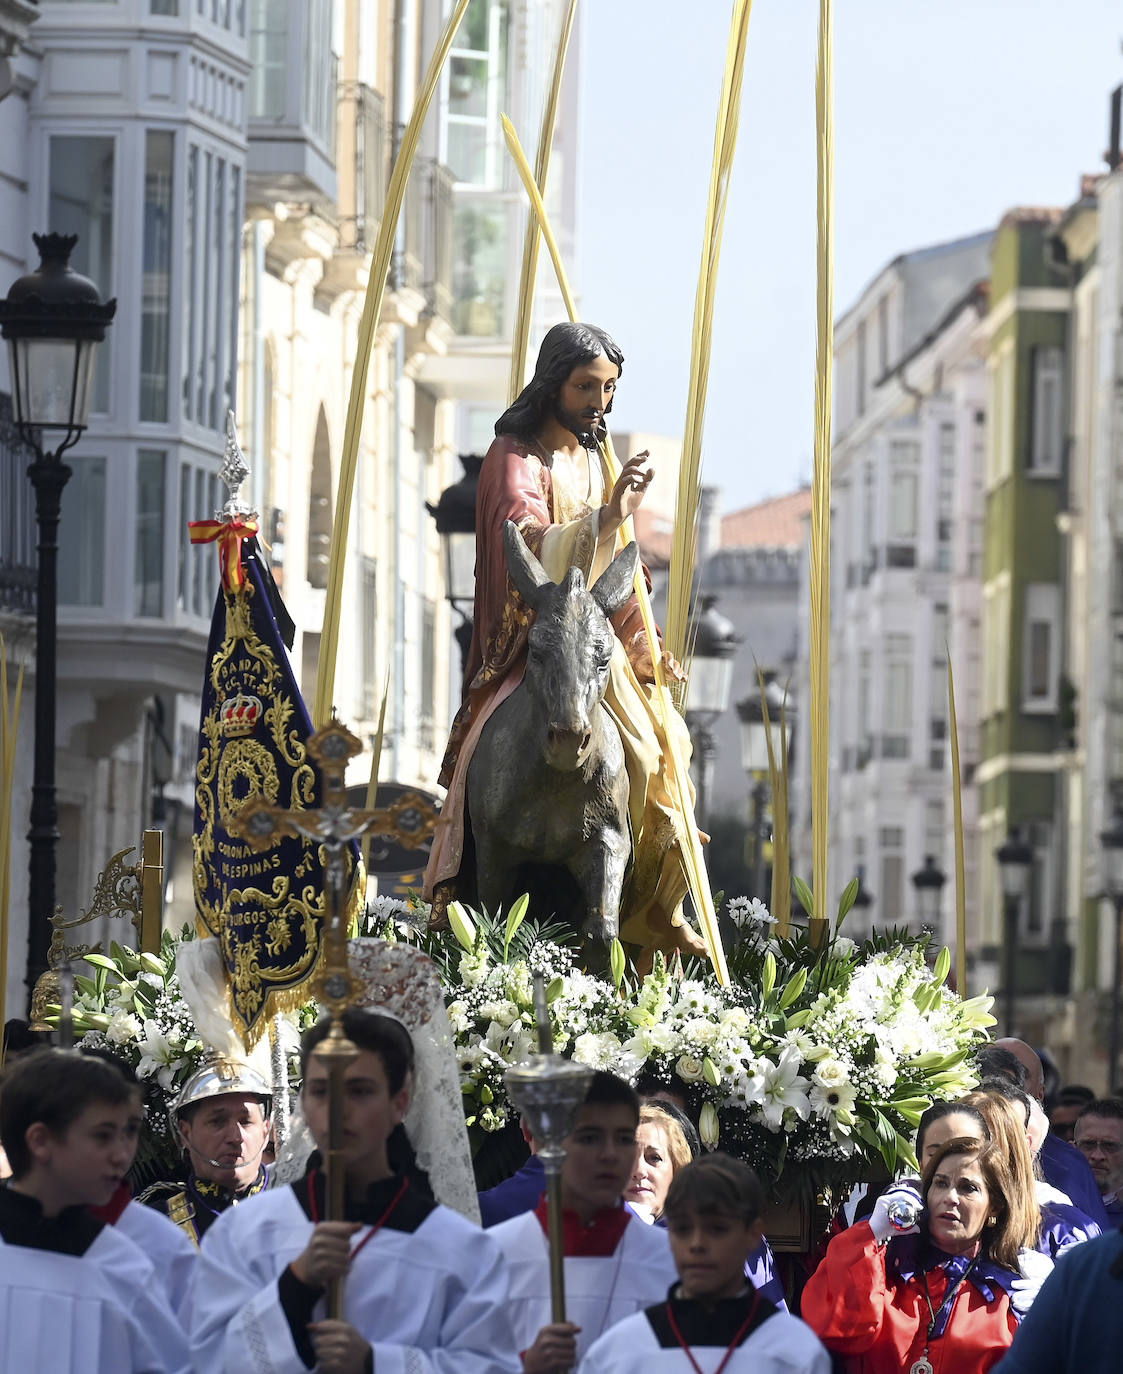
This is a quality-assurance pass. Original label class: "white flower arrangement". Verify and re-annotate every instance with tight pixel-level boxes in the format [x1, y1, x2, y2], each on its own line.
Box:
[422, 893, 994, 1191]
[51, 888, 995, 1198]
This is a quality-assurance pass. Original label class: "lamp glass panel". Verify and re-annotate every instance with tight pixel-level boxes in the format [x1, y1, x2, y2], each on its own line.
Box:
[999, 858, 1029, 902]
[13, 338, 90, 429]
[917, 881, 941, 927]
[687, 655, 731, 715]
[445, 530, 477, 605]
[740, 718, 770, 774]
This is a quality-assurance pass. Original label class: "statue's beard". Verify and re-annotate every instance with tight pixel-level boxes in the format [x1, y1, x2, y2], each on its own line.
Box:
[553, 400, 606, 448]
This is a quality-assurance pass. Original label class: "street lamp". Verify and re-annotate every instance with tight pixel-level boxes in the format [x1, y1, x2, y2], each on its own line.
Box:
[684, 595, 738, 830]
[426, 453, 481, 685]
[911, 853, 947, 938]
[736, 674, 792, 901]
[1099, 806, 1123, 1092]
[0, 234, 115, 999]
[995, 826, 1033, 1038]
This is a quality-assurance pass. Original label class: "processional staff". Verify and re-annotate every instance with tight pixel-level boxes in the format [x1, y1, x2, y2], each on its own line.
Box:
[505, 972, 593, 1340]
[233, 717, 385, 1319]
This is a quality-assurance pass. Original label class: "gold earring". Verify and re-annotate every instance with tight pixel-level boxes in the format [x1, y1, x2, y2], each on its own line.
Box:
[986, 1216, 996, 1227]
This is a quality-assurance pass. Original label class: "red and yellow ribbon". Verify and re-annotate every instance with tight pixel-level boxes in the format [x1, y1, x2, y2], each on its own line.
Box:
[188, 518, 259, 593]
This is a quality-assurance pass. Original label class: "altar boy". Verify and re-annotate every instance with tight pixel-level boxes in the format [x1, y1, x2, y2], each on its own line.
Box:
[577, 1154, 830, 1373]
[490, 1071, 678, 1372]
[0, 1048, 191, 1373]
[188, 1008, 521, 1373]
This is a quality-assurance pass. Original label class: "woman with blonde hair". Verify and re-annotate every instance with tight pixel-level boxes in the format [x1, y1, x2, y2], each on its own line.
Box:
[625, 1103, 693, 1223]
[803, 1136, 1045, 1373]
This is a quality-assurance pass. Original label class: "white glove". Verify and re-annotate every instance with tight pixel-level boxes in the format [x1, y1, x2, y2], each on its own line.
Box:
[869, 1181, 923, 1242]
[1010, 1247, 1053, 1315]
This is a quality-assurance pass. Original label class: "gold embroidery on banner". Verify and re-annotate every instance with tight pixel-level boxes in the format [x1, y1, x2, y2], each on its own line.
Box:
[194, 580, 332, 1043]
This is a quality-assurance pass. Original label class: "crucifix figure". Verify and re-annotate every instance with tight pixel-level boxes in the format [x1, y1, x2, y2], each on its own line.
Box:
[232, 715, 384, 1317]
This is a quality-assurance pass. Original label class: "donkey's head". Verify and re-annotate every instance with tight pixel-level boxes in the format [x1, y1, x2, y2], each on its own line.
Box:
[503, 519, 639, 771]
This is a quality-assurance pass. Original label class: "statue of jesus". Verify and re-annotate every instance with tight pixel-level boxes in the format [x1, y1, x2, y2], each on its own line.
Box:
[424, 322, 704, 962]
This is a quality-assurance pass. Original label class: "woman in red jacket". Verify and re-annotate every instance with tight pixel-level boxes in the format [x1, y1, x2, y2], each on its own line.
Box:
[801, 1137, 1039, 1374]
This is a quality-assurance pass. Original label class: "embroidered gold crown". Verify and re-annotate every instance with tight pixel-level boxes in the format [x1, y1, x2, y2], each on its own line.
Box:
[219, 691, 262, 736]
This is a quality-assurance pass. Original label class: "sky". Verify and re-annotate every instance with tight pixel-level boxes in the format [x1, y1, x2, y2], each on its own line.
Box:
[573, 1, 1123, 516]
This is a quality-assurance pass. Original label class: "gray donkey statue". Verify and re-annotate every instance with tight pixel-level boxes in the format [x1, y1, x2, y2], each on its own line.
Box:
[466, 519, 639, 948]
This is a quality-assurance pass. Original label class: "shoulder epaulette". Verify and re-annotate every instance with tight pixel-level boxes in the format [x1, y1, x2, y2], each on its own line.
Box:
[136, 1182, 200, 1248]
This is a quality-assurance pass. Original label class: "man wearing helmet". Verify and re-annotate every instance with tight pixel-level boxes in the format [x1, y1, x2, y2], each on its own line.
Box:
[137, 1057, 272, 1246]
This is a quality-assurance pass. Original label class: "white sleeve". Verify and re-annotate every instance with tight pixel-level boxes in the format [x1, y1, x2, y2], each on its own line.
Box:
[95, 1229, 193, 1374]
[370, 1230, 521, 1374]
[187, 1213, 308, 1374]
[576, 1324, 628, 1374]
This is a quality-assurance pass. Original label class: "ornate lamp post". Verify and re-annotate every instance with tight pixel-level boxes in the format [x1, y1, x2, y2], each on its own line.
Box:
[684, 594, 737, 831]
[995, 826, 1033, 1038]
[736, 673, 792, 901]
[426, 453, 481, 685]
[911, 853, 947, 940]
[1099, 806, 1123, 1092]
[0, 234, 115, 998]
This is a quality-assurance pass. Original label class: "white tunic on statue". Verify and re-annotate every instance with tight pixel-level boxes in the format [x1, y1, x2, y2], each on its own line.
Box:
[188, 1180, 521, 1374]
[0, 1223, 192, 1374]
[578, 1302, 832, 1373]
[116, 1198, 197, 1315]
[489, 1208, 679, 1364]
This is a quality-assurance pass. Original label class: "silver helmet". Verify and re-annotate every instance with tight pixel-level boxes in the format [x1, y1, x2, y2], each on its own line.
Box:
[172, 1055, 273, 1124]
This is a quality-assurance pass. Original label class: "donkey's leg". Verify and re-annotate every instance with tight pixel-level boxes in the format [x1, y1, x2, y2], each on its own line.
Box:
[472, 831, 511, 921]
[570, 827, 629, 944]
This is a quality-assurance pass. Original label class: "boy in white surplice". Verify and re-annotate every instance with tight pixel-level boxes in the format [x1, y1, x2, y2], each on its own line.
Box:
[188, 1009, 521, 1374]
[0, 1048, 191, 1373]
[578, 1153, 830, 1373]
[490, 1071, 678, 1372]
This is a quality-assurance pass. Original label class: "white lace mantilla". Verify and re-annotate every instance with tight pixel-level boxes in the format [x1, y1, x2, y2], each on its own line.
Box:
[272, 940, 480, 1225]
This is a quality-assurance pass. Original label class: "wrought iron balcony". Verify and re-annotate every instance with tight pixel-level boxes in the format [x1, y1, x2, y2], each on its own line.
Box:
[400, 158, 455, 324]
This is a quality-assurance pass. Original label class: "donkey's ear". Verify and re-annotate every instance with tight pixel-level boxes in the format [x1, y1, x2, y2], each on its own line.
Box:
[591, 540, 639, 619]
[503, 519, 551, 609]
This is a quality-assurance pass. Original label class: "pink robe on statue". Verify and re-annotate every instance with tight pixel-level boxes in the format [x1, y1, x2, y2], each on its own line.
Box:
[424, 434, 702, 958]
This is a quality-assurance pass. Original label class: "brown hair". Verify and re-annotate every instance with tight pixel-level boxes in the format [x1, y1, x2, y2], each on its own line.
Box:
[960, 1088, 1041, 1190]
[663, 1151, 765, 1227]
[638, 1103, 692, 1177]
[0, 1048, 136, 1178]
[921, 1135, 1039, 1271]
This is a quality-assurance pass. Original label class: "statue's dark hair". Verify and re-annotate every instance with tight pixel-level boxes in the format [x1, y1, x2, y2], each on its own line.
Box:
[495, 322, 624, 442]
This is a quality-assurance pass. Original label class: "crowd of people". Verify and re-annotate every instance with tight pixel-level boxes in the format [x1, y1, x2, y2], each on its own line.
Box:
[1, 1014, 1122, 1373]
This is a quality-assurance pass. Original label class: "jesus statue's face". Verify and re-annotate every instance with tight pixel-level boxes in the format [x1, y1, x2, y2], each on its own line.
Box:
[552, 354, 620, 445]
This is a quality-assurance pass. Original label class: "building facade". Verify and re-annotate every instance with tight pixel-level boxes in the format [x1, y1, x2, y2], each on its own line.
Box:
[0, 0, 581, 1012]
[792, 232, 992, 946]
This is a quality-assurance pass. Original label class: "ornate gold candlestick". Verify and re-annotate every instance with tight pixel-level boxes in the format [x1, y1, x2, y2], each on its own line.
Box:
[504, 974, 593, 1334]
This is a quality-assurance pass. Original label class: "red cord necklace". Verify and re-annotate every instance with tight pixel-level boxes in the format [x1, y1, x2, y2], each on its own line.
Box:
[307, 1169, 409, 1262]
[664, 1289, 758, 1374]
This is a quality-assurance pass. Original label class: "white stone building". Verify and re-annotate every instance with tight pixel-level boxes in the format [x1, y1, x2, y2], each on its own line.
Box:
[0, 0, 581, 1014]
[791, 232, 992, 948]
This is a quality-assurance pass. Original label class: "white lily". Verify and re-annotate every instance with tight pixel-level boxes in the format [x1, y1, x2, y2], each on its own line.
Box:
[752, 1045, 811, 1131]
[135, 1019, 186, 1090]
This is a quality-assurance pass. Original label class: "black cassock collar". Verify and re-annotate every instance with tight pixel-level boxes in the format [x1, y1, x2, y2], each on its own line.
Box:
[0, 1184, 104, 1257]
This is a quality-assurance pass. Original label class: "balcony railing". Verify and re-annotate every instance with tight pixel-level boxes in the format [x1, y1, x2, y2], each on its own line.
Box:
[0, 394, 36, 616]
[337, 82, 388, 253]
[401, 159, 455, 324]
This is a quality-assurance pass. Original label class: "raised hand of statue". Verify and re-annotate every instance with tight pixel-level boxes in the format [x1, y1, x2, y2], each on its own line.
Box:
[629, 635, 686, 687]
[603, 451, 654, 535]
